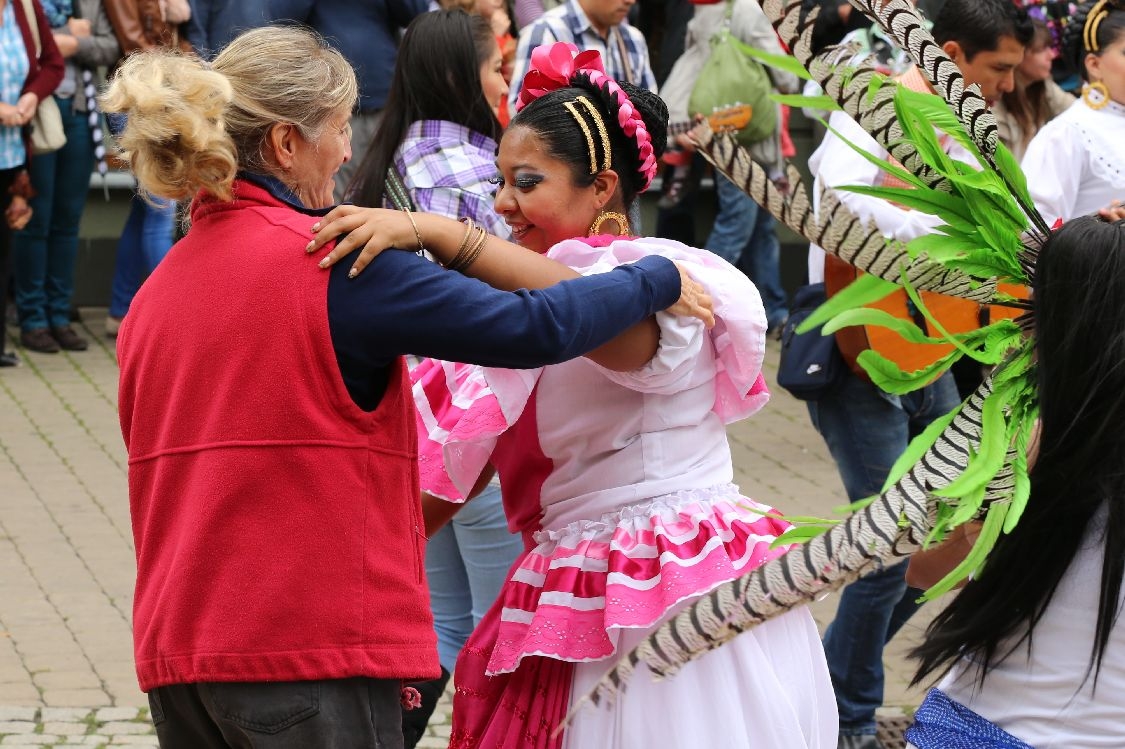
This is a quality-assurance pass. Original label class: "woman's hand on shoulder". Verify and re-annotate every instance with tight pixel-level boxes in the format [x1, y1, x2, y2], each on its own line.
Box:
[667, 262, 715, 329]
[307, 205, 416, 278]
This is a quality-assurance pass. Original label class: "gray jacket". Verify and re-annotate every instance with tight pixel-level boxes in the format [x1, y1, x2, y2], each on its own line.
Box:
[659, 0, 799, 171]
[55, 0, 121, 112]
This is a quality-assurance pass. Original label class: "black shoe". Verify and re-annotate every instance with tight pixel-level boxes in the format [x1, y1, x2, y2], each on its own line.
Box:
[766, 315, 789, 341]
[51, 325, 89, 351]
[0, 350, 18, 367]
[20, 327, 60, 354]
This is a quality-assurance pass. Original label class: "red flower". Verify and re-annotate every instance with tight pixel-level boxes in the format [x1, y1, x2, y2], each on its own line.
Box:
[401, 686, 423, 710]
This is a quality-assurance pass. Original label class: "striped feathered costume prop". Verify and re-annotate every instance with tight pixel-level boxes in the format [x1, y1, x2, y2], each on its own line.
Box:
[572, 0, 1048, 711]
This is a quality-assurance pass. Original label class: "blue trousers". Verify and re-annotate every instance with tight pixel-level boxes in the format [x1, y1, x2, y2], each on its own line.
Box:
[807, 369, 960, 736]
[706, 173, 789, 328]
[108, 193, 175, 319]
[425, 485, 522, 671]
[12, 97, 94, 331]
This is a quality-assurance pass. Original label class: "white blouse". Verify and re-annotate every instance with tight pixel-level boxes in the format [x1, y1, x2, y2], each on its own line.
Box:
[1023, 98, 1125, 226]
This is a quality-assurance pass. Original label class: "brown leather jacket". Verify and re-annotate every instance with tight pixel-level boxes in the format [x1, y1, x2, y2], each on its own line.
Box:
[103, 0, 192, 54]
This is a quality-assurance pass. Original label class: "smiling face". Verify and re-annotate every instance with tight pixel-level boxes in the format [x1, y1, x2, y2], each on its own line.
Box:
[493, 125, 604, 253]
[289, 107, 353, 208]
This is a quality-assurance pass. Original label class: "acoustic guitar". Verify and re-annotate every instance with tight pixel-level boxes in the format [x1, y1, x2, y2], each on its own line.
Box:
[825, 257, 1028, 379]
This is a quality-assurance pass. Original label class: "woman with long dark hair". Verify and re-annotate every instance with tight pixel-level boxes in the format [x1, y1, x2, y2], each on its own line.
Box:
[346, 12, 523, 745]
[906, 216, 1125, 747]
[311, 42, 836, 749]
[992, 18, 1073, 162]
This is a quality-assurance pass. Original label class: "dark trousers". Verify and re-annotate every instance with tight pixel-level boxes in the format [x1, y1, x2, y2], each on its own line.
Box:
[0, 166, 22, 356]
[149, 677, 405, 749]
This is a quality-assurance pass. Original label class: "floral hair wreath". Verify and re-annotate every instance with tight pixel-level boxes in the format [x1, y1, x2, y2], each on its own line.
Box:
[515, 42, 658, 192]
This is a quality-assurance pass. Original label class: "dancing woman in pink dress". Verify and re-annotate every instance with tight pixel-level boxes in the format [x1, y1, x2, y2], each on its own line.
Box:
[310, 43, 837, 749]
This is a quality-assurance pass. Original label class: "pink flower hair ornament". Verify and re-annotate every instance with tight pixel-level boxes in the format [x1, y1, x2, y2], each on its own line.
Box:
[515, 42, 658, 192]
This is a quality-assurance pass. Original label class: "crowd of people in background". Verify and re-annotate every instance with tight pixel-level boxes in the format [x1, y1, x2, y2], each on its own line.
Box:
[3, 0, 1124, 748]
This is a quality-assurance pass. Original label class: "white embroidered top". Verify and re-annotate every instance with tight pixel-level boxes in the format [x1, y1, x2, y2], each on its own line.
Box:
[1023, 97, 1125, 226]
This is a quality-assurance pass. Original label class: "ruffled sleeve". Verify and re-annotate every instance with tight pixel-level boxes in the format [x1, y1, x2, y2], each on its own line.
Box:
[546, 236, 770, 423]
[411, 358, 541, 502]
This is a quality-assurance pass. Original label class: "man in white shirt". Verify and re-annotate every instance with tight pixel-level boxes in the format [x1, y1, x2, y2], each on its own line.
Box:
[804, 2, 1032, 748]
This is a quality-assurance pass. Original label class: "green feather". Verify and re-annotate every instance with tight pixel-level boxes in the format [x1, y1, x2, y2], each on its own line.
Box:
[796, 273, 898, 333]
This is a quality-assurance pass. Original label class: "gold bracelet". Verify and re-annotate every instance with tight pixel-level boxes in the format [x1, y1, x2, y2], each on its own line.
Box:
[447, 217, 478, 270]
[449, 223, 489, 273]
[402, 209, 425, 253]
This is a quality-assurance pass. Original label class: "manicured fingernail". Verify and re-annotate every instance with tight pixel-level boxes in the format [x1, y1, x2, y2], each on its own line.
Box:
[348, 268, 358, 279]
[305, 241, 315, 253]
[311, 222, 321, 232]
[318, 257, 330, 269]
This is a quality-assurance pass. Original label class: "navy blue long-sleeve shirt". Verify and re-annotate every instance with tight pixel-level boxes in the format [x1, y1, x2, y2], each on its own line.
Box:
[242, 174, 682, 411]
[268, 0, 429, 112]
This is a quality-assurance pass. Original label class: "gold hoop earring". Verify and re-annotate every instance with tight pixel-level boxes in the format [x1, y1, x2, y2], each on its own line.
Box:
[1083, 81, 1111, 110]
[588, 211, 631, 236]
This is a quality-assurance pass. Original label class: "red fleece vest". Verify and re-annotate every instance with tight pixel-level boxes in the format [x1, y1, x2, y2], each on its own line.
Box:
[117, 180, 438, 690]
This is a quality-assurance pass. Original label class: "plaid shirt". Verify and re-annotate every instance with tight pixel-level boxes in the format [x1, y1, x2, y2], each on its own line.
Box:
[509, 0, 657, 111]
[392, 120, 510, 240]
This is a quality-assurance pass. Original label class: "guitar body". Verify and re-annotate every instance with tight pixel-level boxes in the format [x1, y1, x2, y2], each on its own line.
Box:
[824, 256, 1030, 380]
[824, 255, 981, 380]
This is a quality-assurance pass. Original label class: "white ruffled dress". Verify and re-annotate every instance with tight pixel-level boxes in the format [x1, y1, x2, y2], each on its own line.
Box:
[414, 236, 837, 748]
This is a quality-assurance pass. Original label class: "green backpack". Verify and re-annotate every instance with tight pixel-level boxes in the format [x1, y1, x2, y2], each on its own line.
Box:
[688, 3, 777, 147]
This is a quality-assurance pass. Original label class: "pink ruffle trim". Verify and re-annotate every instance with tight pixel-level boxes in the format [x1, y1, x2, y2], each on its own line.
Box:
[486, 485, 792, 674]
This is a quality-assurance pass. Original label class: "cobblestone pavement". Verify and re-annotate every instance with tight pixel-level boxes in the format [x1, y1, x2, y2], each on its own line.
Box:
[1, 310, 938, 746]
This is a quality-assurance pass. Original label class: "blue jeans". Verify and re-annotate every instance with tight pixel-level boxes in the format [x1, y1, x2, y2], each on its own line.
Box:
[425, 485, 522, 671]
[108, 193, 175, 318]
[12, 97, 94, 331]
[807, 369, 960, 737]
[706, 173, 788, 328]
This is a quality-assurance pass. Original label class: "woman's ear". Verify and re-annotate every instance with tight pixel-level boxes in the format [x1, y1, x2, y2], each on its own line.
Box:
[266, 122, 299, 171]
[1086, 51, 1103, 82]
[592, 169, 621, 210]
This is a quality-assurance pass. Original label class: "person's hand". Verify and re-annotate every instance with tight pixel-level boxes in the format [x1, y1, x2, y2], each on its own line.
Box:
[667, 262, 715, 329]
[0, 102, 22, 128]
[53, 31, 80, 57]
[15, 93, 39, 125]
[6, 195, 32, 230]
[67, 17, 92, 36]
[307, 205, 416, 278]
[1099, 199, 1125, 223]
[673, 132, 696, 153]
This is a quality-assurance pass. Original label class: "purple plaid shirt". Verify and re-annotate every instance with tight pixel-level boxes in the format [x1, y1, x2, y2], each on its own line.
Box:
[392, 120, 510, 240]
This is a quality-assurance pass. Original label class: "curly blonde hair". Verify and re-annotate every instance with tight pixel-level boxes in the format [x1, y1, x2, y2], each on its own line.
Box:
[101, 26, 358, 202]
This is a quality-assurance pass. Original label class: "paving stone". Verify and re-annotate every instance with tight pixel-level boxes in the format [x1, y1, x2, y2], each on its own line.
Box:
[107, 737, 158, 745]
[92, 708, 139, 724]
[0, 709, 36, 723]
[38, 709, 91, 723]
[42, 722, 88, 736]
[0, 737, 62, 745]
[0, 722, 35, 735]
[98, 722, 151, 735]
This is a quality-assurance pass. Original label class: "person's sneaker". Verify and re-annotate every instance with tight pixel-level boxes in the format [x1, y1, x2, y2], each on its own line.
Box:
[20, 327, 60, 354]
[105, 315, 122, 339]
[51, 325, 88, 351]
[767, 314, 789, 341]
[0, 350, 18, 367]
[837, 735, 884, 749]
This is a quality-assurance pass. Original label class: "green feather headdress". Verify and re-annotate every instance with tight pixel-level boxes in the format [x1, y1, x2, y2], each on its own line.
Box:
[566, 0, 1053, 713]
